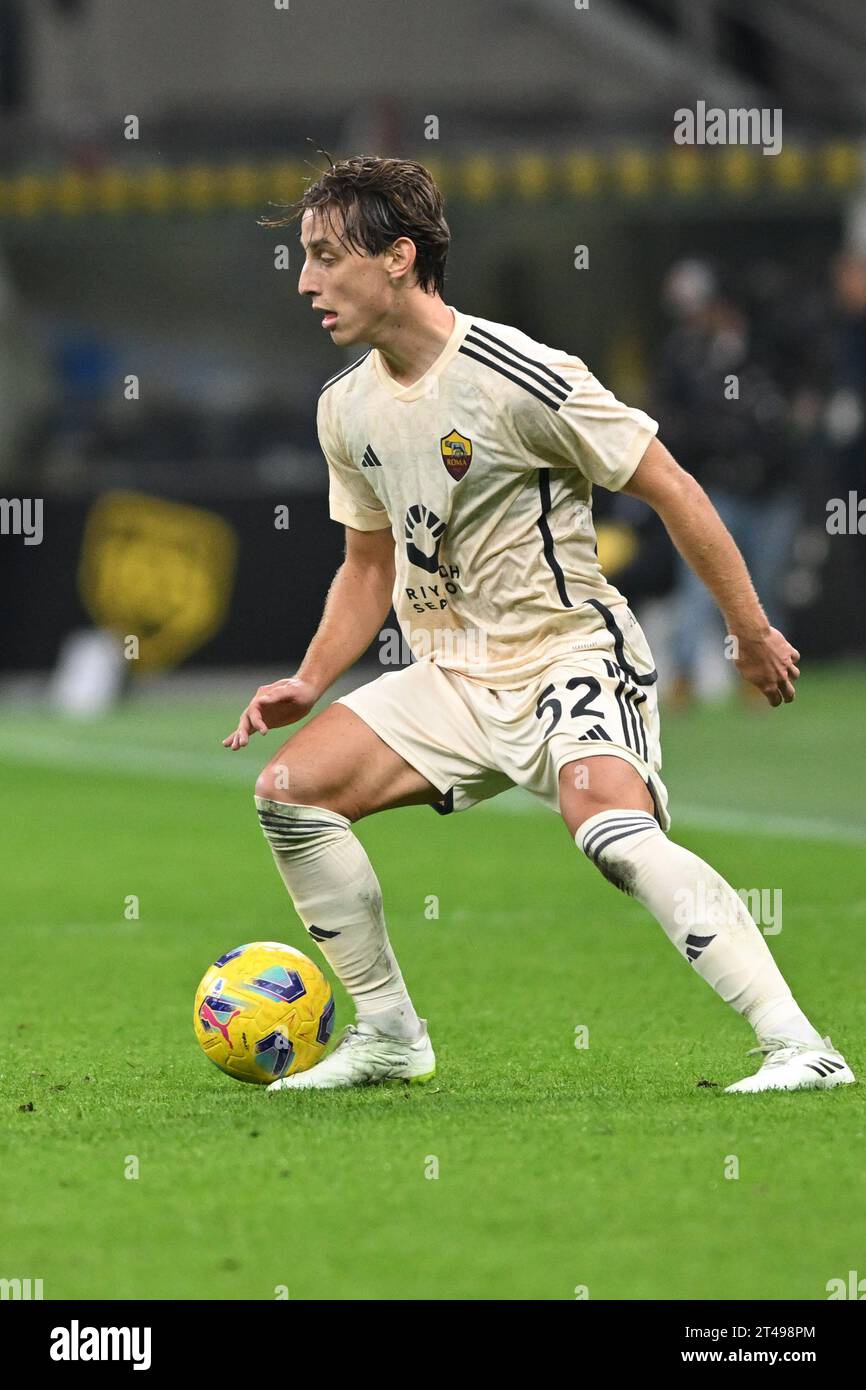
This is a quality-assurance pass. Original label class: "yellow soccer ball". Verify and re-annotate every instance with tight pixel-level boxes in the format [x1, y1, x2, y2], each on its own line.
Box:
[193, 941, 335, 1084]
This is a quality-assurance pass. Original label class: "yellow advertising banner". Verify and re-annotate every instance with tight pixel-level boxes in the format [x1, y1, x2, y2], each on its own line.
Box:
[79, 491, 238, 671]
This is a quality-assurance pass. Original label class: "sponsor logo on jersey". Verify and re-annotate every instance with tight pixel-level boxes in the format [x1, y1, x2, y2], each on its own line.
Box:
[440, 429, 472, 481]
[404, 503, 446, 573]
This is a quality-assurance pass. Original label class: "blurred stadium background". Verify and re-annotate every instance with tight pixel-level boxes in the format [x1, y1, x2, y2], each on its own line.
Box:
[1, 0, 865, 1301]
[1, 0, 865, 699]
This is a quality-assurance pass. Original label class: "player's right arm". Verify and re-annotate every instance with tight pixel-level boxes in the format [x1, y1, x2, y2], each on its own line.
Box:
[222, 524, 395, 749]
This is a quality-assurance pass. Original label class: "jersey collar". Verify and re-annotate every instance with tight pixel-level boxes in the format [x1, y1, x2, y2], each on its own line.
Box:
[372, 306, 471, 401]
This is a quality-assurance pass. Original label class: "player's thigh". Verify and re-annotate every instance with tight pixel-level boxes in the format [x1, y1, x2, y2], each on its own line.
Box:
[254, 702, 440, 821]
[558, 753, 655, 838]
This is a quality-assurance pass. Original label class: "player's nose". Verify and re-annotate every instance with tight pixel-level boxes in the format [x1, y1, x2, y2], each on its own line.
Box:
[297, 262, 317, 297]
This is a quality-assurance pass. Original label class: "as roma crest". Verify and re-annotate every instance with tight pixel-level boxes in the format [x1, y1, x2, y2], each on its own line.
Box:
[440, 428, 472, 481]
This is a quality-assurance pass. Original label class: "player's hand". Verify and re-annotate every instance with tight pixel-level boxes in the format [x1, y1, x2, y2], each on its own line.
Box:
[223, 676, 320, 749]
[732, 627, 800, 707]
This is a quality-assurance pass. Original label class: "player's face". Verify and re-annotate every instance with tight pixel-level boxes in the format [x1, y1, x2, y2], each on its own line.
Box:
[297, 207, 393, 347]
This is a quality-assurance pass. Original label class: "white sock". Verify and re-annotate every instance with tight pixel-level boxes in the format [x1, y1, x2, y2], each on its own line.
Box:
[576, 809, 823, 1047]
[255, 797, 424, 1042]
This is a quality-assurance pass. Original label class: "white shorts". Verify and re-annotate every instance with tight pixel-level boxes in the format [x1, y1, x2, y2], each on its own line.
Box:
[336, 616, 671, 831]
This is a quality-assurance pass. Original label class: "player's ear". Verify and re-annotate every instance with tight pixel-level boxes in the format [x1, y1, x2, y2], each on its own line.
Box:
[386, 236, 417, 283]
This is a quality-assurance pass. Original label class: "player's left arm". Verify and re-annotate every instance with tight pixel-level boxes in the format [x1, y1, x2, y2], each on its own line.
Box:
[622, 436, 800, 706]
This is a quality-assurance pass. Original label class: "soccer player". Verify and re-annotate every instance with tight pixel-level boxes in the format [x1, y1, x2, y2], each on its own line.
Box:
[225, 156, 853, 1095]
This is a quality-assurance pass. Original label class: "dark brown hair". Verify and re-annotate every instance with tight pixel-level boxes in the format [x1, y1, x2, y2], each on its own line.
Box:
[263, 154, 450, 295]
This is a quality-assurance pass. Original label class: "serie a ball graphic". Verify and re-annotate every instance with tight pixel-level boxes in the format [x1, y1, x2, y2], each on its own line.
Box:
[194, 941, 335, 1084]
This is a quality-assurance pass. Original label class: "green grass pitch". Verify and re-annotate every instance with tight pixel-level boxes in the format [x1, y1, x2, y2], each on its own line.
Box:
[1, 667, 864, 1300]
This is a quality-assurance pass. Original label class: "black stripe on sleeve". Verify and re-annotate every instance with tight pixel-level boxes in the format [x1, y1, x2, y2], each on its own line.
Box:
[468, 325, 573, 393]
[464, 332, 570, 402]
[458, 345, 564, 410]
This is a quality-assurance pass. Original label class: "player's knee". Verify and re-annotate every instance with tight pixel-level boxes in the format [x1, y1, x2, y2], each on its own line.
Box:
[560, 757, 652, 814]
[255, 759, 299, 804]
[254, 759, 356, 818]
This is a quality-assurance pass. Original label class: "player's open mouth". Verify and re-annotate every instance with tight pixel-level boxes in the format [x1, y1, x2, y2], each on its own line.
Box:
[321, 311, 338, 329]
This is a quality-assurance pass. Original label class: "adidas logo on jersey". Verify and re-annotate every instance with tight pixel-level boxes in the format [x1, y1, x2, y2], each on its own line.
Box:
[361, 445, 382, 468]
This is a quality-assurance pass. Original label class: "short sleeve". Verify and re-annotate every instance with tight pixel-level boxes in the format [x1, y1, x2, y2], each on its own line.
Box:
[317, 394, 391, 531]
[510, 357, 658, 491]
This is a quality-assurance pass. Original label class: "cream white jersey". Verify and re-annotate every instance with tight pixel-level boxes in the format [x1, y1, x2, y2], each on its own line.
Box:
[317, 306, 659, 688]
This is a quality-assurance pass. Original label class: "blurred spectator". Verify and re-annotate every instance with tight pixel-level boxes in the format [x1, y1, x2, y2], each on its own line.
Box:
[656, 258, 803, 707]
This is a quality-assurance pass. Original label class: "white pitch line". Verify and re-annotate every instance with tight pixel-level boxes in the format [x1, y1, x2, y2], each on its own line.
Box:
[0, 732, 864, 844]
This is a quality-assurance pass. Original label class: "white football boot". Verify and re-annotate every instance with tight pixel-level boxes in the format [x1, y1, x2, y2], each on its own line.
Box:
[267, 1020, 436, 1092]
[725, 1036, 855, 1094]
